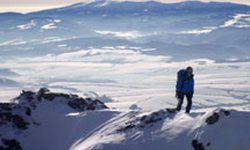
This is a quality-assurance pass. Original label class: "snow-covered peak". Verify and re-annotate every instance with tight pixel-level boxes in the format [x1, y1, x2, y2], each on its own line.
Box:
[0, 88, 109, 150]
[26, 0, 250, 16]
[65, 0, 112, 8]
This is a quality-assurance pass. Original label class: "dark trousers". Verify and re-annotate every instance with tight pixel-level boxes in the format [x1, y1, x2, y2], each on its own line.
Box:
[176, 92, 193, 113]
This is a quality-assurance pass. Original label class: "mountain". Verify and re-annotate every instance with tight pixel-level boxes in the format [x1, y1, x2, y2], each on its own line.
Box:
[1, 2, 250, 149]
[1, 1, 249, 61]
[1, 88, 250, 150]
[27, 0, 250, 17]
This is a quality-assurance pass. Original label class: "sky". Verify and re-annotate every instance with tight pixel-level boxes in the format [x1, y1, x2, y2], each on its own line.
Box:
[0, 0, 250, 13]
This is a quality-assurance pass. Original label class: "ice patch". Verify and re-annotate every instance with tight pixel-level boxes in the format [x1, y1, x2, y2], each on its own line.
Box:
[17, 20, 36, 30]
[40, 36, 77, 44]
[95, 30, 144, 40]
[58, 44, 68, 48]
[177, 28, 214, 35]
[41, 19, 62, 31]
[220, 14, 250, 28]
[41, 23, 56, 30]
[0, 39, 27, 46]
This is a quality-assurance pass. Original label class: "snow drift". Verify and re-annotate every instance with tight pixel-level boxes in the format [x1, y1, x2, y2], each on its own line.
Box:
[1, 88, 250, 150]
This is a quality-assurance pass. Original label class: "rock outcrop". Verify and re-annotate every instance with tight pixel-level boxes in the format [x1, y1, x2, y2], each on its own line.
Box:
[0, 88, 108, 150]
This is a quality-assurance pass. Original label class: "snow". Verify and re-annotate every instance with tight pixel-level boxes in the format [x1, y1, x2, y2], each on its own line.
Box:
[40, 19, 62, 31]
[41, 23, 57, 30]
[95, 30, 145, 40]
[178, 13, 250, 35]
[70, 108, 250, 150]
[220, 14, 250, 28]
[177, 28, 214, 35]
[17, 20, 36, 30]
[0, 39, 27, 46]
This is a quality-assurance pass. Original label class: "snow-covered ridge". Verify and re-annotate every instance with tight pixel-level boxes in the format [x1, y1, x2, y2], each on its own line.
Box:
[0, 88, 108, 150]
[26, 0, 250, 16]
[1, 88, 250, 150]
[72, 108, 250, 150]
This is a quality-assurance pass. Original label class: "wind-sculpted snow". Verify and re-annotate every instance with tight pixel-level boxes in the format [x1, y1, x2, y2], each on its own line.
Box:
[72, 108, 250, 150]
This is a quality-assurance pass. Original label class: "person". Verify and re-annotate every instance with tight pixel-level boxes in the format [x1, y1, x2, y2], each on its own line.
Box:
[175, 66, 194, 113]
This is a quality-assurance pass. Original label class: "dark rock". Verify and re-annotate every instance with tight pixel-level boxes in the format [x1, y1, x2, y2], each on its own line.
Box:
[13, 88, 109, 111]
[42, 93, 71, 101]
[0, 88, 109, 150]
[68, 98, 87, 110]
[19, 91, 35, 102]
[12, 115, 29, 130]
[37, 87, 50, 101]
[118, 124, 136, 132]
[223, 110, 230, 116]
[0, 138, 22, 150]
[0, 103, 14, 112]
[67, 97, 108, 111]
[25, 107, 31, 116]
[0, 112, 29, 130]
[0, 112, 12, 124]
[118, 109, 169, 132]
[192, 140, 205, 150]
[140, 115, 147, 121]
[206, 112, 219, 125]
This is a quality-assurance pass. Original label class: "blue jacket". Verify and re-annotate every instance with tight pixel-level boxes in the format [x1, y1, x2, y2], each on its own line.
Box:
[176, 69, 194, 93]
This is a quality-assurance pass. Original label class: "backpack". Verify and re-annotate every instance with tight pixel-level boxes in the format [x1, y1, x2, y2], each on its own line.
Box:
[177, 69, 186, 82]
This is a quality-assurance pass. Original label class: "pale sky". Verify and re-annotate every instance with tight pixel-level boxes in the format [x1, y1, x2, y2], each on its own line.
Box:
[0, 0, 250, 13]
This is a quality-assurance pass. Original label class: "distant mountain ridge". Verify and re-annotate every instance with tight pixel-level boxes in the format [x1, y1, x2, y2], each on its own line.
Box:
[0, 0, 250, 61]
[1, 0, 249, 16]
[28, 0, 249, 16]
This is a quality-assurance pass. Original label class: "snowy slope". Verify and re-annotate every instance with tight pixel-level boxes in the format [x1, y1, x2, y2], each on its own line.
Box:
[1, 89, 250, 150]
[72, 108, 250, 150]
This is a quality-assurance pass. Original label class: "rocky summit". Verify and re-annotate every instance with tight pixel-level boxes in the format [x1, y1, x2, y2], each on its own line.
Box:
[0, 88, 108, 150]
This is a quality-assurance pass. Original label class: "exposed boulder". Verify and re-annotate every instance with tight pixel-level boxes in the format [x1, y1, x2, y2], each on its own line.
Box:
[206, 112, 219, 125]
[192, 140, 205, 150]
[205, 109, 230, 125]
[0, 138, 22, 150]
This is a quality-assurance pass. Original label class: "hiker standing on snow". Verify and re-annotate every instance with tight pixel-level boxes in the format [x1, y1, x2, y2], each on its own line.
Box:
[175, 66, 194, 113]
